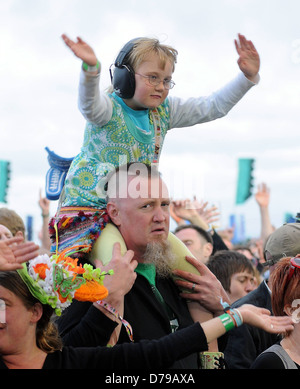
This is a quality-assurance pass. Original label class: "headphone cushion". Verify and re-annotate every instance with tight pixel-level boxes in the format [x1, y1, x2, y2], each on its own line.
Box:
[113, 65, 135, 99]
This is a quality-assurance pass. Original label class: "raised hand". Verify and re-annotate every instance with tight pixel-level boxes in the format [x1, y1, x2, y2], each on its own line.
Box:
[38, 189, 50, 216]
[0, 238, 39, 271]
[192, 197, 220, 226]
[172, 197, 220, 230]
[255, 182, 270, 208]
[238, 304, 294, 334]
[235, 33, 260, 82]
[61, 34, 98, 66]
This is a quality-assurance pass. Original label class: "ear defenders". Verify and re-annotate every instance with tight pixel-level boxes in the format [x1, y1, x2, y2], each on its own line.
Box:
[110, 38, 140, 99]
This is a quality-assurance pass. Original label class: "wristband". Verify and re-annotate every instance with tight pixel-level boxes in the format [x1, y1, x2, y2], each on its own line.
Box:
[219, 308, 243, 332]
[82, 60, 100, 73]
[96, 300, 134, 342]
[220, 297, 231, 312]
[229, 308, 243, 327]
[219, 298, 243, 328]
[219, 313, 235, 332]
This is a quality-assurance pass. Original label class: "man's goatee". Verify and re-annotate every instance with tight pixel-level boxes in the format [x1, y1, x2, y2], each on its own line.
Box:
[142, 240, 176, 277]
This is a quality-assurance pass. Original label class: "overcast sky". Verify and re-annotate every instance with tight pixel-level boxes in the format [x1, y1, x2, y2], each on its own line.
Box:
[1, 0, 300, 242]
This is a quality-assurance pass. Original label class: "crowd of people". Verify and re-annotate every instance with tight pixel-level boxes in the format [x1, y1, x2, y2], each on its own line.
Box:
[0, 169, 299, 370]
[0, 32, 299, 371]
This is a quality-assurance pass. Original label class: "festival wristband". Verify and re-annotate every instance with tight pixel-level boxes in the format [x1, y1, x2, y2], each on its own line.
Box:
[219, 313, 235, 332]
[228, 308, 243, 327]
[219, 298, 243, 328]
[82, 60, 100, 73]
[219, 308, 243, 332]
[220, 297, 231, 312]
[96, 300, 134, 342]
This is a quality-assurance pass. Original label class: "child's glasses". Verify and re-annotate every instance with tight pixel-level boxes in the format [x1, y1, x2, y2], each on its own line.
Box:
[136, 73, 175, 90]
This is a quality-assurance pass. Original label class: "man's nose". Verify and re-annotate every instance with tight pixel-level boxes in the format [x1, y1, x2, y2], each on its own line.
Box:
[246, 280, 256, 293]
[153, 207, 166, 222]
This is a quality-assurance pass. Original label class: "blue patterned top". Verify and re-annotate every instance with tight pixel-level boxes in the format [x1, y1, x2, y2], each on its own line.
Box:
[62, 93, 170, 208]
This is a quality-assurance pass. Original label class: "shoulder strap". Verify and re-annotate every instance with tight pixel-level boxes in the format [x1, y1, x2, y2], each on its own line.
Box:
[262, 344, 297, 369]
[150, 108, 162, 164]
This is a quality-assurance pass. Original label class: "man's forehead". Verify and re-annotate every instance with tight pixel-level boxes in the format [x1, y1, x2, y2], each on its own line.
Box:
[130, 175, 169, 198]
[0, 224, 12, 235]
[176, 228, 199, 240]
[108, 173, 169, 200]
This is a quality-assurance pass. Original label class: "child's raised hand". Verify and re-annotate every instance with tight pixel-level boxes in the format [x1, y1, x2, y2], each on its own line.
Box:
[61, 34, 98, 66]
[235, 33, 260, 82]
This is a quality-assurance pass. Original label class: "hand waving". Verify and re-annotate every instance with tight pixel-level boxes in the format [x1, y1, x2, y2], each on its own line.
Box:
[0, 238, 39, 271]
[61, 34, 98, 66]
[235, 33, 260, 82]
[255, 182, 270, 208]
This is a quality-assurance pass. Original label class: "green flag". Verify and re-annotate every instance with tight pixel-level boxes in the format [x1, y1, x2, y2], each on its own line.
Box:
[0, 160, 11, 203]
[236, 158, 254, 205]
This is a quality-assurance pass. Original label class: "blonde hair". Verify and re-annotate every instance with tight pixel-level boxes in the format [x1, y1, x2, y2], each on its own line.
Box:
[127, 37, 178, 72]
[0, 207, 25, 237]
[107, 38, 178, 94]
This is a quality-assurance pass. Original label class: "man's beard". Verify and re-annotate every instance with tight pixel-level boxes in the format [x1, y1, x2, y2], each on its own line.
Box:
[142, 240, 176, 278]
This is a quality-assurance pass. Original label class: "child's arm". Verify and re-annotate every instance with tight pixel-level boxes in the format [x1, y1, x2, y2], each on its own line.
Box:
[168, 72, 257, 129]
[78, 67, 113, 126]
[168, 34, 260, 129]
[61, 33, 113, 126]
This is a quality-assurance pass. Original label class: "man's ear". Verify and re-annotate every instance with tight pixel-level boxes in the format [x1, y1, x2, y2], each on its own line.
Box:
[204, 242, 213, 257]
[15, 230, 24, 241]
[106, 202, 121, 226]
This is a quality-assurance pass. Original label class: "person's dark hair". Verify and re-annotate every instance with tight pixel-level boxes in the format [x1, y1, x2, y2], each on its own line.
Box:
[0, 271, 62, 353]
[234, 245, 253, 256]
[206, 250, 255, 293]
[174, 224, 213, 245]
